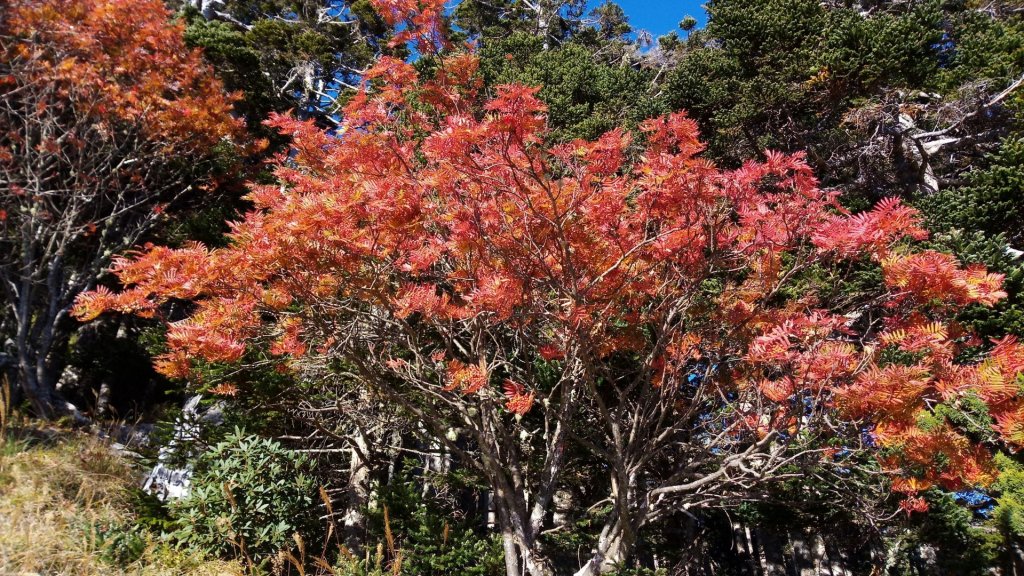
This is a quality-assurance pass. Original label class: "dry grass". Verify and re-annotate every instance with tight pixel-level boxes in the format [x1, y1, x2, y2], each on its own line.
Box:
[0, 426, 243, 576]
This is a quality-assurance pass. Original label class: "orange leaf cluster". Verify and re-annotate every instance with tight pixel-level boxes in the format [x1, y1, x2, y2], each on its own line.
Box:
[813, 197, 928, 259]
[445, 360, 489, 395]
[3, 0, 242, 150]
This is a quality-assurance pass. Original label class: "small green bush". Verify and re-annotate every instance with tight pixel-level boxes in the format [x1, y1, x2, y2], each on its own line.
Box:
[168, 429, 316, 568]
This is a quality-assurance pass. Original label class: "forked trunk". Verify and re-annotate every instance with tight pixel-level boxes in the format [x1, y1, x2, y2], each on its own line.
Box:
[573, 514, 638, 576]
[495, 497, 555, 576]
[17, 350, 58, 419]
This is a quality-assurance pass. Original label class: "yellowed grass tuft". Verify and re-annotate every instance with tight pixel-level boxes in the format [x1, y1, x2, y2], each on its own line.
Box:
[0, 428, 243, 576]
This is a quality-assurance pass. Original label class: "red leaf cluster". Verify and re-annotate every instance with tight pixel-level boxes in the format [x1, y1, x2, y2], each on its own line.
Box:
[369, 0, 448, 54]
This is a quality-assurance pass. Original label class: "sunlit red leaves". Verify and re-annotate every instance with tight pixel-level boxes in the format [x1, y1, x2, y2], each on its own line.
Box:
[1, 0, 244, 308]
[727, 151, 839, 255]
[743, 312, 859, 413]
[399, 239, 446, 273]
[747, 312, 850, 367]
[899, 495, 929, 515]
[270, 317, 307, 358]
[484, 85, 547, 141]
[503, 380, 535, 416]
[882, 250, 1007, 307]
[650, 334, 704, 388]
[164, 297, 256, 366]
[833, 320, 1024, 496]
[369, 0, 448, 54]
[875, 420, 995, 492]
[984, 339, 1024, 448]
[838, 365, 933, 420]
[892, 476, 933, 494]
[208, 382, 240, 397]
[469, 272, 524, 321]
[639, 112, 705, 157]
[261, 284, 294, 311]
[736, 408, 799, 440]
[813, 197, 927, 259]
[741, 290, 1017, 498]
[980, 337, 1024, 405]
[880, 321, 948, 353]
[73, 286, 121, 322]
[419, 53, 483, 113]
[394, 284, 452, 319]
[552, 128, 630, 177]
[154, 351, 192, 381]
[757, 377, 795, 403]
[538, 344, 565, 362]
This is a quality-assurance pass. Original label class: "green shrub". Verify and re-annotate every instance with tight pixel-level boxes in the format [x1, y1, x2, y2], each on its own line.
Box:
[168, 429, 316, 569]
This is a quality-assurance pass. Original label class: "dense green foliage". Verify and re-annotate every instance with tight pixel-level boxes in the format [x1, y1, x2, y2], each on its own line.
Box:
[665, 0, 1023, 200]
[889, 491, 1002, 576]
[168, 430, 317, 567]
[993, 453, 1024, 540]
[920, 137, 1024, 337]
[477, 33, 665, 141]
[666, 0, 937, 163]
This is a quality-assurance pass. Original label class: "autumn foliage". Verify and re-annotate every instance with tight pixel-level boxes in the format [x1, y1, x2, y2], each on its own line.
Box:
[0, 0, 239, 151]
[372, 0, 449, 53]
[74, 45, 1024, 563]
[1, 0, 242, 416]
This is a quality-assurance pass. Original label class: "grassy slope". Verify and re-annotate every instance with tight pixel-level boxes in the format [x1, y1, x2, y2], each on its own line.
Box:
[0, 427, 242, 575]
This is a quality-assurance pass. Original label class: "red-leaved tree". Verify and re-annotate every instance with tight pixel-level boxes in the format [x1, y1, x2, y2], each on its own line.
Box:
[0, 0, 243, 416]
[76, 48, 1024, 575]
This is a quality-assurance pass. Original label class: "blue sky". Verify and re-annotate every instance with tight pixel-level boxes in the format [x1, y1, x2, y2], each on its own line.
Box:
[602, 1, 708, 37]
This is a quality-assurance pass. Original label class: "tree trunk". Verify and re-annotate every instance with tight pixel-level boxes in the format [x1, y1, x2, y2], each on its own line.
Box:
[552, 489, 573, 529]
[501, 528, 520, 576]
[1011, 538, 1024, 576]
[12, 248, 78, 420]
[16, 317, 78, 421]
[573, 516, 637, 576]
[18, 356, 55, 419]
[494, 494, 554, 576]
[95, 379, 112, 418]
[790, 530, 818, 576]
[343, 430, 372, 550]
[756, 528, 788, 576]
[521, 547, 554, 576]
